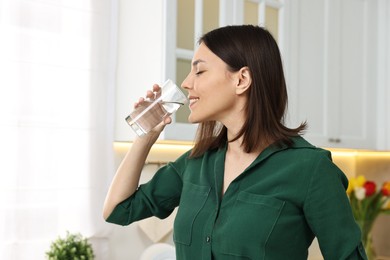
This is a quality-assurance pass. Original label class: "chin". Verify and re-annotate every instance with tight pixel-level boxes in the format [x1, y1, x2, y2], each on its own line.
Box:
[187, 117, 197, 124]
[188, 114, 200, 124]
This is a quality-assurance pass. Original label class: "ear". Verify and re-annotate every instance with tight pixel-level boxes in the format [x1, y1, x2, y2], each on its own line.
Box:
[235, 66, 252, 95]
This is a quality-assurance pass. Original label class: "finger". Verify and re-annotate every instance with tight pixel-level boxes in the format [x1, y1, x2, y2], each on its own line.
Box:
[151, 116, 171, 134]
[134, 97, 144, 108]
[162, 116, 172, 125]
[153, 84, 162, 99]
[145, 90, 155, 100]
[152, 84, 161, 92]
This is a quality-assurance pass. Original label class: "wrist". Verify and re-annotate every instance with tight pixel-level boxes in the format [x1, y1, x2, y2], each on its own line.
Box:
[133, 133, 159, 148]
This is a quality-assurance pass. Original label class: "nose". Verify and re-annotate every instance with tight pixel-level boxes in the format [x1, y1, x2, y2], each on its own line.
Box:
[181, 73, 192, 90]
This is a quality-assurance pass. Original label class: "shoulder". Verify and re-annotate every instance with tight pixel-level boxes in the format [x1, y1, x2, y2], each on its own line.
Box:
[275, 136, 347, 184]
[290, 136, 328, 153]
[169, 148, 211, 171]
[172, 145, 224, 165]
[275, 136, 332, 163]
[288, 136, 348, 188]
[169, 146, 224, 180]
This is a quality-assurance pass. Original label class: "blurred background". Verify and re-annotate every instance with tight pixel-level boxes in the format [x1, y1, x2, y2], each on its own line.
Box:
[0, 0, 389, 259]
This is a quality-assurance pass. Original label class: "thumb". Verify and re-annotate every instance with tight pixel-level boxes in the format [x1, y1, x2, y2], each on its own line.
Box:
[152, 116, 172, 134]
[163, 116, 172, 125]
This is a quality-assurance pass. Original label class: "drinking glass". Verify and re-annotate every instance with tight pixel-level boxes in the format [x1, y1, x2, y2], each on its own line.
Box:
[125, 79, 188, 136]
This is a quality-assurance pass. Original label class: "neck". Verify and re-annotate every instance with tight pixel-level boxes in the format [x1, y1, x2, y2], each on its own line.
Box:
[226, 132, 270, 156]
[227, 138, 244, 153]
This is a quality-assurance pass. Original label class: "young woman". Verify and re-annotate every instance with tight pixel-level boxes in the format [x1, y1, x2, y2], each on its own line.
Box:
[103, 25, 367, 259]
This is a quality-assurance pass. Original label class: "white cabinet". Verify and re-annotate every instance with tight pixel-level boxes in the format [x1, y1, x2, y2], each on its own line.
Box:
[114, 0, 388, 148]
[114, 0, 284, 142]
[376, 0, 390, 150]
[283, 0, 378, 149]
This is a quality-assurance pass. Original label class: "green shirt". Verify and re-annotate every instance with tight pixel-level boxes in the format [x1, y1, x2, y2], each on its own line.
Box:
[107, 136, 367, 260]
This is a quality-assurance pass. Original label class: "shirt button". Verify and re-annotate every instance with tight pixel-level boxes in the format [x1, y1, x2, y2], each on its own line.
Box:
[206, 236, 211, 243]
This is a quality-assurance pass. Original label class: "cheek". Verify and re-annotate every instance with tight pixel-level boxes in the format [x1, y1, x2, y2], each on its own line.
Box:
[200, 77, 235, 97]
[190, 93, 236, 123]
[188, 77, 237, 121]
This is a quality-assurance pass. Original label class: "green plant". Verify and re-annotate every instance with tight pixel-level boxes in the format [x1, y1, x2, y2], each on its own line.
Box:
[46, 231, 95, 260]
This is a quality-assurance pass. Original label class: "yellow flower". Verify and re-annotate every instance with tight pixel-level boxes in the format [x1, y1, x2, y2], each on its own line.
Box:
[347, 181, 353, 194]
[356, 175, 366, 187]
[347, 176, 366, 194]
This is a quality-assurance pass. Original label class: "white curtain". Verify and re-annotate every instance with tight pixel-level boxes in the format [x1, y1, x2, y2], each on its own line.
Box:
[0, 0, 116, 259]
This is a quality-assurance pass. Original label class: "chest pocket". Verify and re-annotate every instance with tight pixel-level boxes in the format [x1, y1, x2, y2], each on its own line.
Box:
[221, 191, 285, 259]
[173, 182, 210, 246]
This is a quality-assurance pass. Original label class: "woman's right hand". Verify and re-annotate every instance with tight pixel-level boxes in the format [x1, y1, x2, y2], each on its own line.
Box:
[133, 84, 172, 141]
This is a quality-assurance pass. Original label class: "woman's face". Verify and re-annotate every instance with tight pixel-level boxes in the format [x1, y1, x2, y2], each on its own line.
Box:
[181, 43, 240, 124]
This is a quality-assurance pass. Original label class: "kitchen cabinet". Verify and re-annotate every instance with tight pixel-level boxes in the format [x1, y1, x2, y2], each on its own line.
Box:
[376, 0, 390, 150]
[283, 0, 378, 149]
[115, 0, 388, 148]
[114, 0, 284, 142]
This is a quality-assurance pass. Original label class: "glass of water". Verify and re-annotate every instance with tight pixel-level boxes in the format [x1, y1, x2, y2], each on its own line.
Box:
[125, 79, 188, 136]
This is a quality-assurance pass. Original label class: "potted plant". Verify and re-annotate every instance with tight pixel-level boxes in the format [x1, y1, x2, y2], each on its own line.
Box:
[46, 231, 95, 260]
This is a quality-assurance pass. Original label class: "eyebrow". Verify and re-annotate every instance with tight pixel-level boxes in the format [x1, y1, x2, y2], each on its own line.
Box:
[192, 59, 205, 67]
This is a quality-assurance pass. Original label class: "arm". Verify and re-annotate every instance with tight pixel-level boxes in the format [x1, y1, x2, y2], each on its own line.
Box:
[103, 85, 171, 220]
[103, 135, 156, 220]
[304, 152, 367, 259]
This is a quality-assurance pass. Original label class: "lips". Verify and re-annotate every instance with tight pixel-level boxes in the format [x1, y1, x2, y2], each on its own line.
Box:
[188, 96, 199, 107]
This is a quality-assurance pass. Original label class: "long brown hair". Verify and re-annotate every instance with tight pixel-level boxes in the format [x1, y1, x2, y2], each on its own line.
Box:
[190, 25, 306, 158]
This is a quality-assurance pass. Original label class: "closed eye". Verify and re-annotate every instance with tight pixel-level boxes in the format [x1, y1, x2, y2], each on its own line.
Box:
[195, 71, 205, 75]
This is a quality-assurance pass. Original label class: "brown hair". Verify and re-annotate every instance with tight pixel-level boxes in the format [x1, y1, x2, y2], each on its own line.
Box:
[190, 25, 306, 158]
